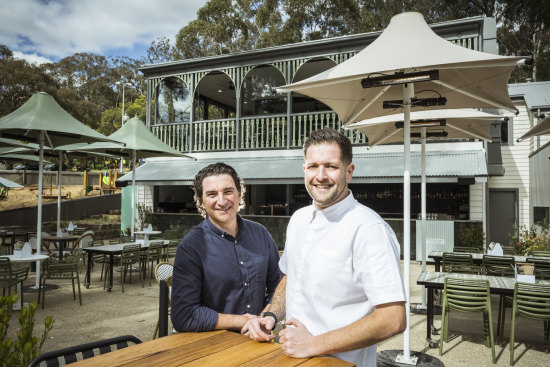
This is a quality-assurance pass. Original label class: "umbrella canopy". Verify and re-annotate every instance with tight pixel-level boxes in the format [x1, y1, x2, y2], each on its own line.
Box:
[0, 91, 122, 289]
[277, 12, 523, 123]
[0, 137, 39, 149]
[0, 92, 118, 147]
[518, 116, 550, 141]
[347, 109, 497, 146]
[276, 12, 522, 364]
[0, 176, 23, 188]
[57, 117, 194, 236]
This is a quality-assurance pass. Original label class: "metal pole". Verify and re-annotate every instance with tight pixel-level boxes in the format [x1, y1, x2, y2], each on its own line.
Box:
[33, 131, 45, 289]
[396, 83, 418, 365]
[421, 127, 427, 308]
[57, 150, 63, 233]
[120, 83, 126, 173]
[131, 150, 137, 237]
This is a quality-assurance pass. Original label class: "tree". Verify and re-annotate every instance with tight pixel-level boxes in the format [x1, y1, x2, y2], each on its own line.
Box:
[0, 46, 59, 117]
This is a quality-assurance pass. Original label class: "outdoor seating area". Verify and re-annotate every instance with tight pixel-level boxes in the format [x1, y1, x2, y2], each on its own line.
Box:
[4, 254, 550, 366]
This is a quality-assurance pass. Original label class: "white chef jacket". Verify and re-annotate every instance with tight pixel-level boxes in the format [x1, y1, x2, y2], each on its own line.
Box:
[280, 192, 405, 367]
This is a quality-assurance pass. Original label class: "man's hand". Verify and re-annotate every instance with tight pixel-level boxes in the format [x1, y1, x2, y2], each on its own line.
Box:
[278, 318, 318, 358]
[241, 315, 276, 341]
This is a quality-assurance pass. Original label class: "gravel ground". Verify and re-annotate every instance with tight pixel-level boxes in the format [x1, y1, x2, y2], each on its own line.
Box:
[6, 261, 549, 366]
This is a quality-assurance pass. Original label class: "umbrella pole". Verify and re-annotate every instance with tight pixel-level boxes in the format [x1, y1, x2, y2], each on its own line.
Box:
[131, 150, 136, 237]
[57, 150, 62, 233]
[33, 131, 45, 289]
[396, 83, 418, 365]
[420, 128, 427, 308]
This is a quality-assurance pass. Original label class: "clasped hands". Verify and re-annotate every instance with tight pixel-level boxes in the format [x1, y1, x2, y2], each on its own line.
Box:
[241, 316, 318, 358]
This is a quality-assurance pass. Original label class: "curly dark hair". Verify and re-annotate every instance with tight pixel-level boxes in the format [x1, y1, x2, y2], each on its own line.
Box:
[192, 162, 246, 217]
[303, 128, 352, 165]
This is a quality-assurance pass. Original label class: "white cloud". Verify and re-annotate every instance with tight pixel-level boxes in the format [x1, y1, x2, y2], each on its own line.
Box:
[0, 0, 207, 61]
[12, 51, 54, 65]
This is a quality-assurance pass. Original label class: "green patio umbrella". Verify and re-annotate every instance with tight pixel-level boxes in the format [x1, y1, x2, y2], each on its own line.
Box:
[0, 91, 122, 288]
[0, 176, 23, 188]
[0, 137, 39, 149]
[56, 116, 194, 236]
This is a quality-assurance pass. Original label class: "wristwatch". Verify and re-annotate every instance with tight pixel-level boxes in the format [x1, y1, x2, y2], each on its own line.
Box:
[260, 311, 278, 325]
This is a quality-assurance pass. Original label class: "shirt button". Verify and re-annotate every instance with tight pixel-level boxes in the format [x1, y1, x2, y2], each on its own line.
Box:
[240, 261, 244, 265]
[247, 305, 250, 309]
[244, 282, 248, 286]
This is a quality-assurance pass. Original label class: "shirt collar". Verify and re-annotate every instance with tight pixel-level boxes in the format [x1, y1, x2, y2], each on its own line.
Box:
[205, 215, 243, 239]
[310, 190, 355, 222]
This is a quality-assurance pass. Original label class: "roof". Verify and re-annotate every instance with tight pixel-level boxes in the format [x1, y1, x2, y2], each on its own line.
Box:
[117, 149, 487, 185]
[508, 82, 550, 111]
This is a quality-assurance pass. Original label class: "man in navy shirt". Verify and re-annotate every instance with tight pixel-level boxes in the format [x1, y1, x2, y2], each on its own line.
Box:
[171, 162, 283, 332]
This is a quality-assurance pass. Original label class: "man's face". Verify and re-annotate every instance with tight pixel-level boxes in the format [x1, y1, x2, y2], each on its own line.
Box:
[303, 143, 354, 210]
[201, 174, 241, 230]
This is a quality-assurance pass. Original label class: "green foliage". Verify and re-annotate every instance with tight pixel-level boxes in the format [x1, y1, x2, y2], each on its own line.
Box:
[458, 222, 485, 248]
[0, 295, 54, 367]
[137, 203, 156, 230]
[509, 219, 550, 255]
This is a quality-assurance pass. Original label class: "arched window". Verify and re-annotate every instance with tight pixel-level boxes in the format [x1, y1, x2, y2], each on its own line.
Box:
[155, 77, 191, 124]
[241, 65, 286, 116]
[194, 72, 236, 121]
[292, 58, 335, 113]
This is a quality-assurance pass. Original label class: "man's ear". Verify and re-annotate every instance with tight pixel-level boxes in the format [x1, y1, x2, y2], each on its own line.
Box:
[346, 162, 355, 183]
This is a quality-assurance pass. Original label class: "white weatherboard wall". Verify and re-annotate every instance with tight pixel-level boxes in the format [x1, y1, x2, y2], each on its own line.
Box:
[137, 185, 154, 210]
[487, 102, 531, 228]
[469, 183, 484, 221]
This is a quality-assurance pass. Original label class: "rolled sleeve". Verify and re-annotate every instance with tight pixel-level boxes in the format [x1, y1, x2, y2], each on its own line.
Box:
[171, 239, 218, 332]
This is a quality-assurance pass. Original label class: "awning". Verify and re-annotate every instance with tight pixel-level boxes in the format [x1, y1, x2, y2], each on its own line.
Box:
[117, 149, 487, 185]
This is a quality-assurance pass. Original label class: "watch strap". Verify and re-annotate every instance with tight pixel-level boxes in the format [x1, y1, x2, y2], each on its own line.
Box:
[261, 311, 278, 325]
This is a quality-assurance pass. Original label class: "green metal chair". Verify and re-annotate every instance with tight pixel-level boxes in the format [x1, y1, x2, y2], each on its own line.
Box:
[453, 246, 483, 253]
[163, 240, 179, 262]
[509, 282, 550, 365]
[144, 241, 164, 286]
[439, 277, 495, 364]
[442, 252, 478, 273]
[0, 257, 29, 300]
[119, 244, 143, 292]
[38, 249, 82, 309]
[531, 251, 550, 258]
[526, 257, 550, 280]
[483, 254, 515, 344]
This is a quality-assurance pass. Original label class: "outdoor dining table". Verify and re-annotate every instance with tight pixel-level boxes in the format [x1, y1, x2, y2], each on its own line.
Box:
[83, 241, 168, 292]
[41, 234, 80, 260]
[416, 270, 550, 347]
[134, 229, 162, 245]
[428, 250, 531, 272]
[67, 330, 354, 366]
[2, 253, 49, 310]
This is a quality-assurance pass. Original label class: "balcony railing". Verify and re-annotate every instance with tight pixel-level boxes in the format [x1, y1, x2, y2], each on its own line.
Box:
[151, 111, 367, 153]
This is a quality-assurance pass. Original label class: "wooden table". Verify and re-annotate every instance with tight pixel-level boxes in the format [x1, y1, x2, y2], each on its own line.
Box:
[69, 330, 354, 366]
[42, 235, 80, 260]
[83, 241, 168, 291]
[416, 270, 550, 347]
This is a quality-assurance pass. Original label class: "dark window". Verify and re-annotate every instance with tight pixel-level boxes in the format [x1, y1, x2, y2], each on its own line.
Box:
[241, 65, 286, 116]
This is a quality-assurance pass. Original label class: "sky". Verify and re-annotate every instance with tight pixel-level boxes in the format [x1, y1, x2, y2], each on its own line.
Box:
[0, 0, 209, 65]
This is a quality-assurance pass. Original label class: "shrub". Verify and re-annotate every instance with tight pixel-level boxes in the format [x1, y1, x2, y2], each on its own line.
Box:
[509, 219, 550, 255]
[458, 222, 485, 249]
[0, 295, 54, 367]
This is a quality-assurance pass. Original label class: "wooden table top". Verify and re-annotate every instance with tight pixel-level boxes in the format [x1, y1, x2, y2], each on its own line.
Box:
[69, 330, 354, 366]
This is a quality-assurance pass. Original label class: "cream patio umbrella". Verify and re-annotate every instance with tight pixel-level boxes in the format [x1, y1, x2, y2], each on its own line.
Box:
[0, 92, 122, 289]
[56, 117, 195, 237]
[518, 115, 550, 141]
[276, 12, 523, 364]
[346, 108, 499, 318]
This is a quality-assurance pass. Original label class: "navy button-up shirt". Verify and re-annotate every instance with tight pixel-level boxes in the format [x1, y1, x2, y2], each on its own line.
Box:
[171, 216, 283, 332]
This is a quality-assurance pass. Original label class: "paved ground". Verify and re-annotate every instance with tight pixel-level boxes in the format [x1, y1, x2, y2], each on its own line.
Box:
[7, 260, 549, 366]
